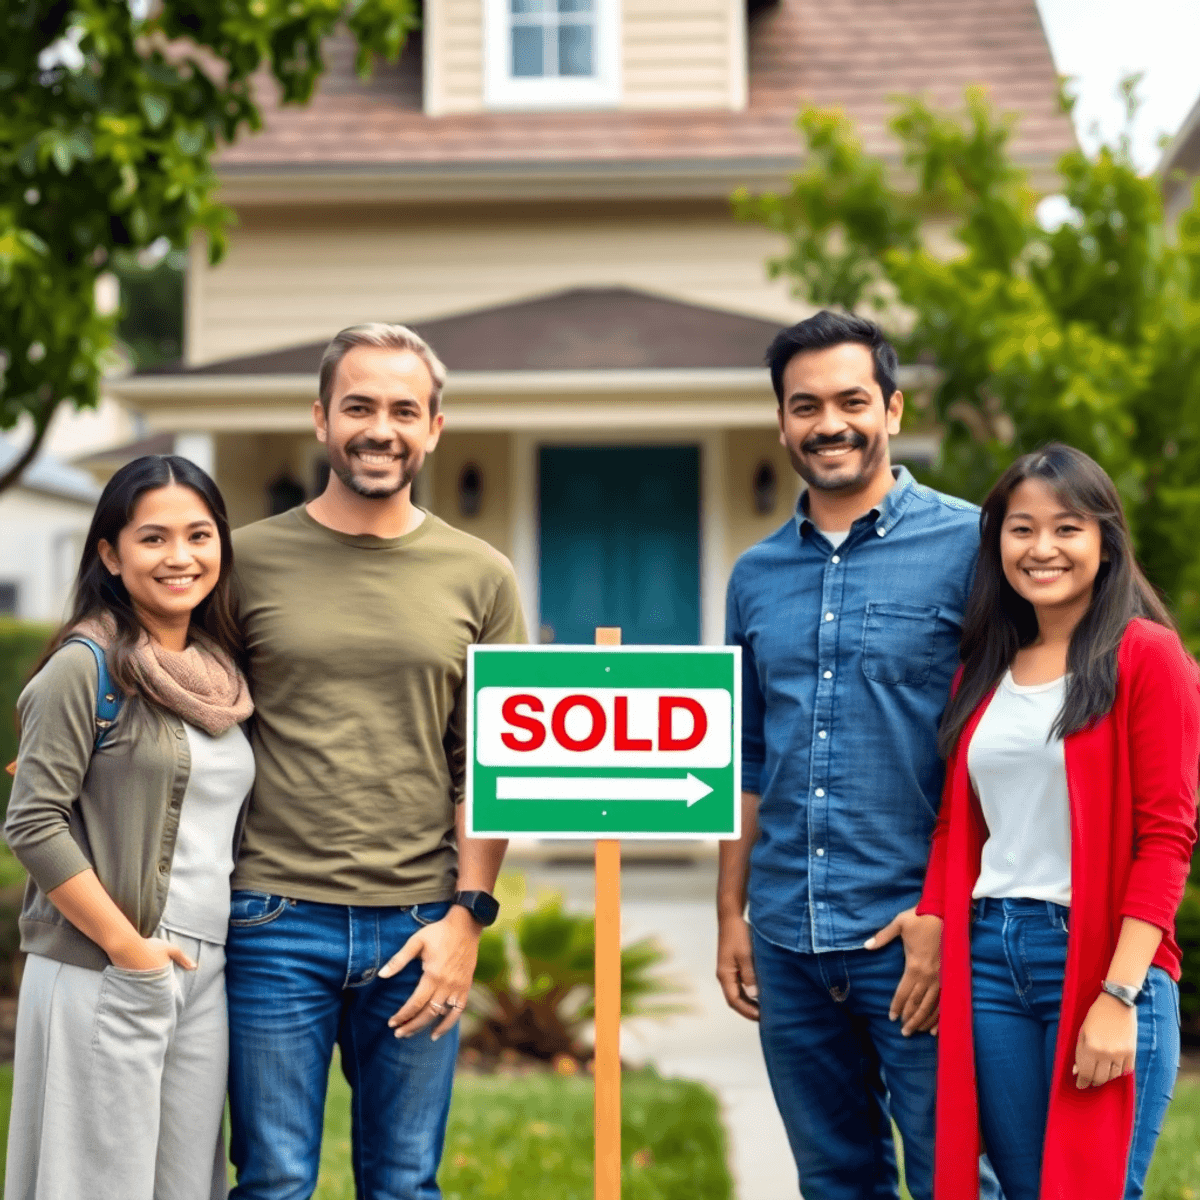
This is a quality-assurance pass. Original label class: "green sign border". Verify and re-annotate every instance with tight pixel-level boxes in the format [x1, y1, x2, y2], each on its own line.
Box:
[466, 645, 741, 841]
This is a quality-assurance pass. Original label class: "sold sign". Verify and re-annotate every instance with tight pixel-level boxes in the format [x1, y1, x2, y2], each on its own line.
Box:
[467, 647, 740, 839]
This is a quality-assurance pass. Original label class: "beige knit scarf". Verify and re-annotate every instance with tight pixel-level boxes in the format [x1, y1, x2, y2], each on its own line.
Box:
[73, 614, 253, 736]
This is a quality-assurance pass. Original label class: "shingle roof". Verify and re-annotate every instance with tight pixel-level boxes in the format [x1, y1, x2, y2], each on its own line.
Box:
[0, 439, 102, 504]
[218, 0, 1076, 172]
[138, 287, 787, 375]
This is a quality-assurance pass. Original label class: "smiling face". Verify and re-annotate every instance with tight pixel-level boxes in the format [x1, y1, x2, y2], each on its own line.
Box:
[97, 484, 221, 640]
[314, 346, 444, 501]
[1000, 477, 1105, 625]
[777, 342, 902, 496]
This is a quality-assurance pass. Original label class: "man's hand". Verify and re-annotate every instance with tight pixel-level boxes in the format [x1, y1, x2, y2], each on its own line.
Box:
[866, 907, 942, 1036]
[381, 906, 482, 1042]
[1073, 993, 1137, 1089]
[717, 913, 760, 1020]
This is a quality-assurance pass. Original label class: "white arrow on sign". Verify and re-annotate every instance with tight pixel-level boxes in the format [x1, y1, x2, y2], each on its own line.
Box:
[496, 773, 714, 807]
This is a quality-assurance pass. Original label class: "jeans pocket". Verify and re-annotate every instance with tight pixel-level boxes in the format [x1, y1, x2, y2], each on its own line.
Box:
[411, 901, 451, 927]
[229, 890, 291, 927]
[861, 603, 940, 686]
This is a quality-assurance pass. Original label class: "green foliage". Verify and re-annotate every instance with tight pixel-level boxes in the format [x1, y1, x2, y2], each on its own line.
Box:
[0, 619, 53, 818]
[467, 873, 685, 1063]
[113, 248, 185, 370]
[0, 0, 417, 485]
[1179, 883, 1200, 1031]
[736, 83, 1200, 646]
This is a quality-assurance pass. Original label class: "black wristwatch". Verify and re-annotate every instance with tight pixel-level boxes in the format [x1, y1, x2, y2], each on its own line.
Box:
[452, 890, 500, 927]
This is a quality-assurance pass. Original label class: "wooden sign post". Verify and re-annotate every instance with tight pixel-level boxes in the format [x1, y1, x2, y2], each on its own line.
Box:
[464, 633, 741, 1199]
[593, 626, 623, 1200]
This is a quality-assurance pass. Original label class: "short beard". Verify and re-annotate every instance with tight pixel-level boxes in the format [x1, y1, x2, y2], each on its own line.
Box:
[792, 431, 883, 493]
[330, 445, 418, 499]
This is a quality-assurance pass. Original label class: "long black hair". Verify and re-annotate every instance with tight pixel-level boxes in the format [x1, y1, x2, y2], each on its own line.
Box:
[938, 443, 1173, 757]
[35, 455, 241, 699]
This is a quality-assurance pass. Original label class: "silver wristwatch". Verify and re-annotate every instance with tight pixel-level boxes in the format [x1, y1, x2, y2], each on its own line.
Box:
[1100, 980, 1140, 1008]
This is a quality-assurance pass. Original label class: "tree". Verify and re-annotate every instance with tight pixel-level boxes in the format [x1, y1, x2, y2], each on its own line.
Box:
[0, 0, 417, 492]
[735, 85, 1200, 646]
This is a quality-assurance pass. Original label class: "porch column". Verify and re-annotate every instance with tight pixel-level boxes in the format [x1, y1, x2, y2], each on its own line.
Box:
[173, 432, 215, 476]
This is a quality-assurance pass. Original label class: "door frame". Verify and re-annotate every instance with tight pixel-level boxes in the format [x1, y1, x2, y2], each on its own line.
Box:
[510, 428, 727, 646]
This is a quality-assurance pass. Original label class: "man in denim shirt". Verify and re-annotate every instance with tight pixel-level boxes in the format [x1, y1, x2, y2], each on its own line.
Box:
[719, 312, 987, 1200]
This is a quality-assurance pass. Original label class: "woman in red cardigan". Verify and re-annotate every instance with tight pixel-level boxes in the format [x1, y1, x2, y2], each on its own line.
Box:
[917, 443, 1199, 1200]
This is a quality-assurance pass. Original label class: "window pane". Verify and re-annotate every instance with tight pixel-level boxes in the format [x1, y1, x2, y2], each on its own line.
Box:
[556, 0, 593, 11]
[512, 25, 545, 76]
[557, 23, 593, 75]
[511, 0, 546, 12]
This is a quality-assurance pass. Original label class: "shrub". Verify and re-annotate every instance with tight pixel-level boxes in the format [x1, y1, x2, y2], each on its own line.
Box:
[1178, 880, 1200, 1042]
[0, 620, 53, 819]
[465, 872, 686, 1065]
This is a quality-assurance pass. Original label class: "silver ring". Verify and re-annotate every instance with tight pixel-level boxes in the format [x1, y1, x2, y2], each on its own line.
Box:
[428, 1001, 445, 1013]
[448, 1001, 465, 1010]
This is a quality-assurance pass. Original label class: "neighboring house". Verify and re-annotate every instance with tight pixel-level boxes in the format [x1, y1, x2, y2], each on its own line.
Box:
[0, 440, 100, 624]
[1161, 91, 1200, 227]
[106, 0, 1074, 644]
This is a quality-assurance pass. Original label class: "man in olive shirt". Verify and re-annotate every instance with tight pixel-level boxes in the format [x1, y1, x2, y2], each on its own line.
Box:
[227, 325, 525, 1200]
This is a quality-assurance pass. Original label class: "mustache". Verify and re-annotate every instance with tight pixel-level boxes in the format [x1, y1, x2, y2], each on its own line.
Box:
[801, 431, 868, 454]
[347, 439, 407, 457]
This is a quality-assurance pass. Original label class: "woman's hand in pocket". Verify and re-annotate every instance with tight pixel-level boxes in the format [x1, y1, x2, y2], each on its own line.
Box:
[109, 936, 196, 972]
[1073, 993, 1137, 1088]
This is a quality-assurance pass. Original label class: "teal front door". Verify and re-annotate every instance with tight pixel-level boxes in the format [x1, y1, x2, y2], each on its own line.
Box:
[538, 445, 700, 646]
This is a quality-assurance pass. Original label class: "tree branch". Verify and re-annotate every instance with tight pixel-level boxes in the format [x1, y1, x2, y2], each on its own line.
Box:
[0, 396, 62, 495]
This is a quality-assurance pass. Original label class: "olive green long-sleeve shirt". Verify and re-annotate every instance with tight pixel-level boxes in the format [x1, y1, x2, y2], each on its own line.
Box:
[231, 507, 526, 906]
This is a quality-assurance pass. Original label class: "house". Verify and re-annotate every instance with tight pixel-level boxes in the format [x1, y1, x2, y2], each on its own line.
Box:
[1161, 90, 1200, 227]
[106, 0, 1075, 644]
[0, 439, 101, 624]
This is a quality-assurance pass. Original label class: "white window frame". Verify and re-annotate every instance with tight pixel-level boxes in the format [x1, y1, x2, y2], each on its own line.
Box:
[483, 0, 621, 110]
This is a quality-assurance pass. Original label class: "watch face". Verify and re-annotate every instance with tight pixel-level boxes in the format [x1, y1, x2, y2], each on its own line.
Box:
[459, 891, 500, 926]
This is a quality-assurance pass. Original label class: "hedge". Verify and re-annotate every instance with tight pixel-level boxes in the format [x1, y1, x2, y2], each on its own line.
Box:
[0, 620, 53, 820]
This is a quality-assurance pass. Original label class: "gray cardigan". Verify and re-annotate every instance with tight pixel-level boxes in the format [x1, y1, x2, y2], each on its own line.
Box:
[4, 642, 194, 971]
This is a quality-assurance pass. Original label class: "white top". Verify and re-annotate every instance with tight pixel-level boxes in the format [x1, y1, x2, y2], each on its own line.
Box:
[816, 527, 850, 549]
[161, 723, 256, 945]
[968, 670, 1072, 906]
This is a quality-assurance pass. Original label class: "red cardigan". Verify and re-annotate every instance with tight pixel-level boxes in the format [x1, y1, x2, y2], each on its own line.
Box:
[917, 619, 1200, 1200]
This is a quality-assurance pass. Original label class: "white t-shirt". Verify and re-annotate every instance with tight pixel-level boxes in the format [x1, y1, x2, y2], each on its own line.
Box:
[161, 723, 255, 945]
[816, 527, 850, 549]
[968, 670, 1072, 906]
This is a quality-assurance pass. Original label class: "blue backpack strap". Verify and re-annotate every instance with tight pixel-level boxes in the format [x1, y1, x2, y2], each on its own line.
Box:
[63, 637, 122, 749]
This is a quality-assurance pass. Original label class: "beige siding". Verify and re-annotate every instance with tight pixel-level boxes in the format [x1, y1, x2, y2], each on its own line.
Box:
[217, 432, 320, 529]
[723, 426, 801, 567]
[430, 431, 513, 558]
[425, 0, 485, 115]
[189, 202, 805, 364]
[622, 0, 745, 111]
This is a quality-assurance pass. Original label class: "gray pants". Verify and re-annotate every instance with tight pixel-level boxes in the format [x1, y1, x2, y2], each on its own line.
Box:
[4, 930, 228, 1200]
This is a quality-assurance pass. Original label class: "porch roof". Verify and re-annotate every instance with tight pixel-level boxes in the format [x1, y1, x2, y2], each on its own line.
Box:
[137, 287, 788, 377]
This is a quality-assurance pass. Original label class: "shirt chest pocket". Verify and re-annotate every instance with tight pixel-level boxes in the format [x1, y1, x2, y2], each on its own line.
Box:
[861, 602, 941, 686]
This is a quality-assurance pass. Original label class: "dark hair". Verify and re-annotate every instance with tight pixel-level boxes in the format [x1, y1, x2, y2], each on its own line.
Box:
[34, 455, 242, 701]
[766, 311, 900, 407]
[938, 443, 1173, 757]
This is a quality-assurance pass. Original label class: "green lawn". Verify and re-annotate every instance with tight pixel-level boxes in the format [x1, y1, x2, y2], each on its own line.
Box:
[0, 1060, 1196, 1196]
[0, 1058, 730, 1200]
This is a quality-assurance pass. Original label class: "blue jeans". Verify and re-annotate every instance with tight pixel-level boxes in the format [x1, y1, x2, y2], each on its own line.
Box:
[753, 929, 1001, 1200]
[971, 897, 1180, 1200]
[225, 893, 459, 1200]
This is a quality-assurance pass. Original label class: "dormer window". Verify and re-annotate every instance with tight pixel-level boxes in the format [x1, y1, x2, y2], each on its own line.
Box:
[484, 0, 619, 109]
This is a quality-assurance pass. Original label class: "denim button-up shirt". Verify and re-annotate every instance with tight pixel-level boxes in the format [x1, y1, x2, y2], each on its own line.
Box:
[726, 467, 979, 953]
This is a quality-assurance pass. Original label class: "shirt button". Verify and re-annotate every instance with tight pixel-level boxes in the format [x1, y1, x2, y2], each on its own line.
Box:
[158, 861, 169, 875]
[823, 670, 833, 679]
[814, 788, 825, 797]
[818, 730, 827, 739]
[824, 612, 834, 622]
[815, 848, 825, 857]
[174, 729, 184, 740]
[831, 555, 840, 564]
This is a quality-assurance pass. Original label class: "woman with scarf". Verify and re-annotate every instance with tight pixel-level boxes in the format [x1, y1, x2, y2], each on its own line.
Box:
[917, 443, 1198, 1200]
[4, 455, 253, 1200]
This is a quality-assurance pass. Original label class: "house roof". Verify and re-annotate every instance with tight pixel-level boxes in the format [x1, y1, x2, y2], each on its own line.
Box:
[218, 0, 1076, 177]
[0, 439, 102, 505]
[137, 287, 789, 376]
[1161, 91, 1200, 205]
